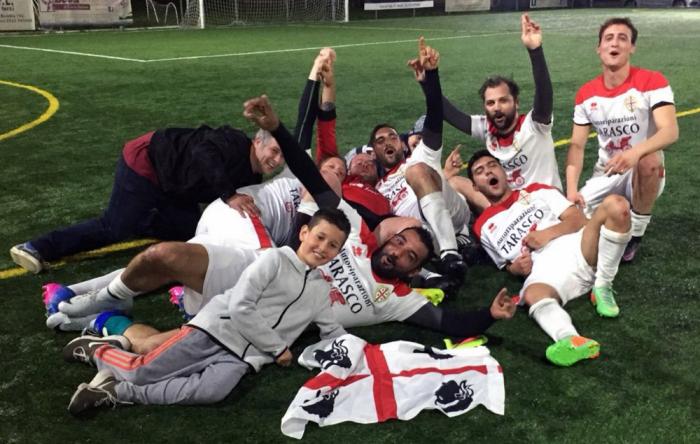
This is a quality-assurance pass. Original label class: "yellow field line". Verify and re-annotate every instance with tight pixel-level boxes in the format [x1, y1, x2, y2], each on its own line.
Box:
[0, 239, 157, 280]
[0, 80, 60, 142]
[1, 107, 699, 280]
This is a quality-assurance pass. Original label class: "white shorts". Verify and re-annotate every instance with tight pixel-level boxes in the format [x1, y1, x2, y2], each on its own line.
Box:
[520, 229, 595, 305]
[183, 235, 261, 315]
[580, 159, 666, 217]
[408, 141, 471, 229]
[195, 199, 274, 249]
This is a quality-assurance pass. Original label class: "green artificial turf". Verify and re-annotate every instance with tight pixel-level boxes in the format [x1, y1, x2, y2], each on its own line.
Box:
[1, 8, 699, 443]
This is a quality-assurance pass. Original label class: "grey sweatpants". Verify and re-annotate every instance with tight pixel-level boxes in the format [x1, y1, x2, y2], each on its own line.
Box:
[94, 326, 249, 405]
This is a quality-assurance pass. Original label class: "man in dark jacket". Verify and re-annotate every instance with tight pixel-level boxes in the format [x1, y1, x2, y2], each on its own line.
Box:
[10, 126, 283, 273]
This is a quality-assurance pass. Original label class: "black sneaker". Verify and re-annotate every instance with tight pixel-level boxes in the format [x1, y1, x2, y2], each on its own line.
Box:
[63, 335, 131, 366]
[436, 251, 468, 280]
[68, 370, 120, 416]
[9, 242, 45, 274]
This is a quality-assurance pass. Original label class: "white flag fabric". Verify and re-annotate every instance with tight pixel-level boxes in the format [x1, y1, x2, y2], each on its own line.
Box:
[281, 334, 505, 439]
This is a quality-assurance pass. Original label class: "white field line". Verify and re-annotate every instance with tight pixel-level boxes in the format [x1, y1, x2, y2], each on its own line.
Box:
[0, 44, 146, 62]
[0, 17, 686, 64]
[144, 31, 523, 62]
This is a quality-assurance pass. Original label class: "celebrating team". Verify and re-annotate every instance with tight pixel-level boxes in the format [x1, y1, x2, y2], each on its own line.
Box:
[9, 14, 678, 415]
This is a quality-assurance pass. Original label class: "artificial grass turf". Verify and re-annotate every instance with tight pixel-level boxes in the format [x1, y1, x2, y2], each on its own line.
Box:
[1, 8, 699, 443]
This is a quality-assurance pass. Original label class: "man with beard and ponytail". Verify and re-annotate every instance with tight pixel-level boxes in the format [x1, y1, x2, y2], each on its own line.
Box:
[421, 14, 561, 213]
[59, 95, 516, 364]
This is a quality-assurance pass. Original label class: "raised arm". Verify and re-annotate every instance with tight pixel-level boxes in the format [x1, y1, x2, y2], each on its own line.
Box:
[521, 13, 553, 125]
[243, 95, 339, 210]
[416, 36, 443, 150]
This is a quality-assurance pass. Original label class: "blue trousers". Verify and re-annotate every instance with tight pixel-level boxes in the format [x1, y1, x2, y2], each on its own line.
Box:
[31, 157, 201, 261]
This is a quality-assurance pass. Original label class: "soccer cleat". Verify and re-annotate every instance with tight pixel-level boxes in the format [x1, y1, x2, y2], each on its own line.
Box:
[590, 286, 620, 318]
[58, 289, 133, 317]
[10, 242, 46, 274]
[444, 335, 488, 350]
[63, 334, 131, 366]
[42, 283, 76, 315]
[622, 236, 642, 263]
[545, 335, 600, 367]
[414, 287, 445, 306]
[68, 369, 121, 416]
[436, 251, 468, 281]
[46, 312, 99, 332]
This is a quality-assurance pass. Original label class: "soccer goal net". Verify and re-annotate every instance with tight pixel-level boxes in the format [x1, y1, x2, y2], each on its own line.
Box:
[182, 0, 348, 28]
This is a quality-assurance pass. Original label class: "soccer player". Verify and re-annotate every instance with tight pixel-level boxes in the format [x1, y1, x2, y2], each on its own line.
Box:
[372, 37, 471, 291]
[410, 14, 560, 214]
[565, 17, 678, 263]
[468, 149, 632, 366]
[65, 208, 351, 415]
[10, 125, 284, 274]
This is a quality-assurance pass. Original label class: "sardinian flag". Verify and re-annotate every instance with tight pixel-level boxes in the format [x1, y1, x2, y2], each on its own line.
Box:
[281, 334, 504, 439]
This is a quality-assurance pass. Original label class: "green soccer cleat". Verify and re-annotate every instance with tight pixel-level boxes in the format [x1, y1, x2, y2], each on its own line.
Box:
[590, 286, 620, 318]
[546, 336, 600, 367]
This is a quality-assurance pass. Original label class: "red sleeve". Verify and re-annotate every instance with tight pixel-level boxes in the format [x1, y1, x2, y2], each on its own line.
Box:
[316, 117, 338, 162]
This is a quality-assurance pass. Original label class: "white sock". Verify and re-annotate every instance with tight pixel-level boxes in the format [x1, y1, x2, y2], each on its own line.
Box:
[630, 210, 651, 237]
[528, 298, 578, 342]
[68, 268, 125, 295]
[594, 225, 632, 288]
[419, 192, 458, 256]
[103, 274, 139, 301]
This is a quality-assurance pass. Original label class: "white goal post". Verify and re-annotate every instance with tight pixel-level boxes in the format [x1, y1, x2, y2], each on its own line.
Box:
[182, 0, 349, 28]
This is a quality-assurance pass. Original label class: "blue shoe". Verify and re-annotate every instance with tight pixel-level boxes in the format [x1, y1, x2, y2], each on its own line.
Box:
[10, 242, 45, 274]
[43, 283, 76, 315]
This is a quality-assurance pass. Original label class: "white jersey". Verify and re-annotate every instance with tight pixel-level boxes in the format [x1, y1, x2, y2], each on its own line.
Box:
[196, 176, 302, 247]
[375, 161, 420, 219]
[320, 201, 428, 328]
[471, 110, 561, 190]
[573, 66, 674, 168]
[281, 334, 504, 439]
[473, 183, 573, 269]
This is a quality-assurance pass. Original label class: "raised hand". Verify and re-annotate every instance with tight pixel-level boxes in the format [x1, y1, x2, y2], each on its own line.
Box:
[443, 145, 464, 179]
[407, 57, 425, 82]
[243, 95, 280, 132]
[521, 13, 542, 50]
[418, 36, 440, 71]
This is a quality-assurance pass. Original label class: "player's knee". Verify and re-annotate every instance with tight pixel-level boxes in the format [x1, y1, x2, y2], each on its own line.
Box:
[139, 242, 182, 273]
[406, 162, 439, 188]
[636, 153, 662, 179]
[602, 195, 630, 222]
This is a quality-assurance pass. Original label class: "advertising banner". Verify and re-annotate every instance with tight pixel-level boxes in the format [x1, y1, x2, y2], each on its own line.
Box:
[364, 1, 434, 10]
[38, 0, 132, 27]
[0, 0, 36, 31]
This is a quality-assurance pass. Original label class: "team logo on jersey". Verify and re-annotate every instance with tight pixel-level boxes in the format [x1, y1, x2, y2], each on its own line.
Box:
[413, 346, 454, 360]
[352, 245, 364, 257]
[624, 95, 638, 113]
[517, 190, 532, 205]
[487, 223, 497, 233]
[302, 389, 339, 418]
[590, 102, 598, 111]
[314, 339, 352, 370]
[508, 169, 525, 187]
[373, 285, 391, 303]
[434, 380, 474, 413]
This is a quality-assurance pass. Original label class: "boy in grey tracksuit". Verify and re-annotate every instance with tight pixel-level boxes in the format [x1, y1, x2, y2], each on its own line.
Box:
[67, 208, 351, 415]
